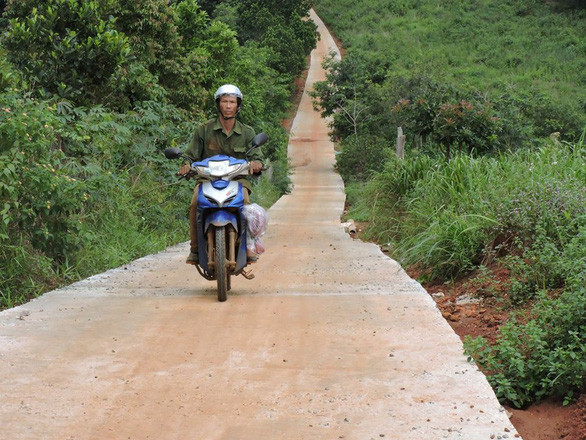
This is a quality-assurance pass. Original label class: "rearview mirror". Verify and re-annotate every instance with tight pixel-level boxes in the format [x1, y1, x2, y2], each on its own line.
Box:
[164, 147, 183, 159]
[251, 132, 268, 148]
[247, 133, 269, 156]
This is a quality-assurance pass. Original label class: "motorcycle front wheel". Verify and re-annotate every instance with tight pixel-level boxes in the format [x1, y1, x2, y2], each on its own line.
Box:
[215, 226, 229, 302]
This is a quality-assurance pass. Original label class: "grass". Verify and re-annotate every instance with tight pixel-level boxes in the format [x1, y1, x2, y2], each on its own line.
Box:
[313, 0, 585, 143]
[356, 138, 585, 280]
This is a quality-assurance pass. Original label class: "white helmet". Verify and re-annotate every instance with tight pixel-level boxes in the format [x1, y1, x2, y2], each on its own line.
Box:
[214, 84, 243, 107]
[214, 84, 243, 120]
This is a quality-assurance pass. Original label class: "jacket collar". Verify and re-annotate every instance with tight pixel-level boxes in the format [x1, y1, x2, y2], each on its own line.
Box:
[213, 117, 242, 135]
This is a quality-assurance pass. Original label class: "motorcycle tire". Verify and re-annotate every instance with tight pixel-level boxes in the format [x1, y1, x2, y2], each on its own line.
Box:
[215, 226, 228, 302]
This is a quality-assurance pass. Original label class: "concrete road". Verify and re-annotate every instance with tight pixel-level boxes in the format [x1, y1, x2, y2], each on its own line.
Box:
[0, 10, 520, 440]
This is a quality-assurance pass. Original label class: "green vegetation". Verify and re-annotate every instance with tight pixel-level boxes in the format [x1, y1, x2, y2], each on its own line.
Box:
[313, 0, 585, 407]
[0, 0, 316, 309]
[313, 0, 585, 147]
[465, 288, 585, 408]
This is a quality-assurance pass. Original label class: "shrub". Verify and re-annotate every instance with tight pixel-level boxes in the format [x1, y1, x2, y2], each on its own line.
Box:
[464, 289, 586, 408]
[2, 0, 131, 106]
[234, 0, 317, 77]
[0, 90, 86, 261]
[336, 136, 394, 182]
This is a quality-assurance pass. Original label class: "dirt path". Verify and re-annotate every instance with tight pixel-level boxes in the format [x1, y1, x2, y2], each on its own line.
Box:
[0, 11, 520, 440]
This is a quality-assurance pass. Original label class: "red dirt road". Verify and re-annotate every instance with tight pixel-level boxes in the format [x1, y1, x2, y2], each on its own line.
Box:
[0, 11, 520, 440]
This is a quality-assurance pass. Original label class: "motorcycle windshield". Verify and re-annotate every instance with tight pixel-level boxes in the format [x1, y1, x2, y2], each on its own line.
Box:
[192, 155, 247, 167]
[193, 155, 248, 178]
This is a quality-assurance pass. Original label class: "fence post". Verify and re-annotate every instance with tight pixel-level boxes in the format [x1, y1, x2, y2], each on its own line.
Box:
[396, 127, 406, 159]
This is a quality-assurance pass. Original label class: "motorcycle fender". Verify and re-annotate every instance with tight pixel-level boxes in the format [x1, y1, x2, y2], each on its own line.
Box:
[204, 210, 239, 232]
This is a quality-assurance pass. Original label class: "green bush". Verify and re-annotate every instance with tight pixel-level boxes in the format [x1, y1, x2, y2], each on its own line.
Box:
[336, 136, 394, 182]
[232, 0, 317, 78]
[464, 289, 586, 408]
[0, 90, 86, 259]
[2, 0, 131, 106]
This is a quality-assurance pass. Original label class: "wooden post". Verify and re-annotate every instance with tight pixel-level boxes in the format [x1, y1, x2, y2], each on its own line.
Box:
[396, 127, 406, 159]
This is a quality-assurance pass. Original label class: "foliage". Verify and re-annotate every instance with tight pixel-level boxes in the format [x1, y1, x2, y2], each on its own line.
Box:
[335, 135, 394, 182]
[394, 97, 504, 159]
[2, 0, 131, 106]
[0, 47, 17, 90]
[0, 88, 191, 307]
[313, 0, 586, 151]
[1, 0, 295, 115]
[310, 52, 387, 142]
[0, 0, 315, 309]
[110, 0, 231, 112]
[357, 140, 585, 282]
[205, 0, 318, 79]
[464, 289, 586, 408]
[0, 241, 57, 309]
[0, 90, 84, 258]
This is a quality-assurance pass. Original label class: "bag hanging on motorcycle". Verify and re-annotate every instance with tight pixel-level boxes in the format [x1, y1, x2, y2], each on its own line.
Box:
[242, 203, 268, 255]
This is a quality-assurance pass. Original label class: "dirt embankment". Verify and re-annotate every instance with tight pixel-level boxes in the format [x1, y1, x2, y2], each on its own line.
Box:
[421, 268, 585, 440]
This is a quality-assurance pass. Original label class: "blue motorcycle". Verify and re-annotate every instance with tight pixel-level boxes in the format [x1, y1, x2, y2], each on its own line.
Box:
[164, 132, 268, 301]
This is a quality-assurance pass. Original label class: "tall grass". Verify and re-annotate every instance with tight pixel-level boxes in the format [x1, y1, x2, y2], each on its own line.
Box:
[356, 138, 585, 284]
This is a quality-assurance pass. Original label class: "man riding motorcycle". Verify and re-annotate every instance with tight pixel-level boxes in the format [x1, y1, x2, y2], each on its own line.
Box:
[177, 84, 264, 265]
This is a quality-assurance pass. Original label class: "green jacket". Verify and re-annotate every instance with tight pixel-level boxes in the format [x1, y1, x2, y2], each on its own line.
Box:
[185, 117, 263, 164]
[184, 117, 263, 191]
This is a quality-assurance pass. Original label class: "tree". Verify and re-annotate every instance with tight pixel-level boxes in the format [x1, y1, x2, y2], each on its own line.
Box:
[215, 0, 317, 78]
[2, 0, 130, 106]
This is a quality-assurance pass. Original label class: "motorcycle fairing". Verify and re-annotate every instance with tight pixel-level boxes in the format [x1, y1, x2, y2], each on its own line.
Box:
[196, 183, 248, 274]
[192, 155, 248, 179]
[198, 180, 245, 208]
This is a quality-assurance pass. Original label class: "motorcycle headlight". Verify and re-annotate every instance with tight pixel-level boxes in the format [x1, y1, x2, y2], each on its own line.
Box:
[207, 160, 231, 176]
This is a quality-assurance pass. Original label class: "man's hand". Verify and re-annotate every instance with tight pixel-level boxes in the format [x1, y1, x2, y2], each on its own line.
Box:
[178, 164, 191, 176]
[250, 161, 263, 174]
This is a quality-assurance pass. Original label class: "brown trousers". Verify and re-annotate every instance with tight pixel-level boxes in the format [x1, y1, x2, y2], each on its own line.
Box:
[190, 184, 250, 252]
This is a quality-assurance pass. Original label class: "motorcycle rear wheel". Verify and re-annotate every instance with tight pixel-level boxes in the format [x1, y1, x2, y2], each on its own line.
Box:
[215, 226, 228, 302]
